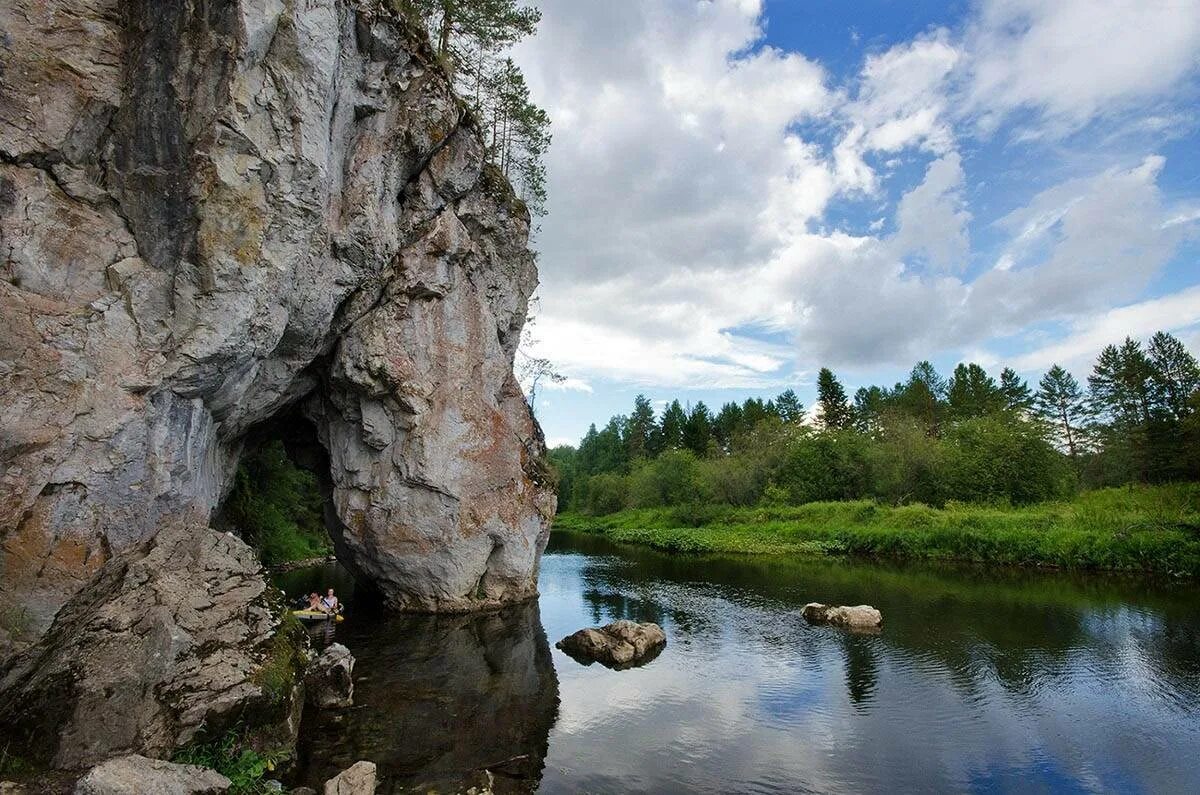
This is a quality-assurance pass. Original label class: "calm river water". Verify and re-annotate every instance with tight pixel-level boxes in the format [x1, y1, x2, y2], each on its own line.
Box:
[278, 531, 1200, 794]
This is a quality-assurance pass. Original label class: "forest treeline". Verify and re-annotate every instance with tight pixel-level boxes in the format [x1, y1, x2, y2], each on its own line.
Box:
[549, 332, 1200, 515]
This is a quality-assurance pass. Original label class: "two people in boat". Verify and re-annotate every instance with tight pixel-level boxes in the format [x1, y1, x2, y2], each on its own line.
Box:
[303, 588, 341, 615]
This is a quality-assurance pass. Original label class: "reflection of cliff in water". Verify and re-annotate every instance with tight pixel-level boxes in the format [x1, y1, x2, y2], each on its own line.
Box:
[291, 601, 559, 793]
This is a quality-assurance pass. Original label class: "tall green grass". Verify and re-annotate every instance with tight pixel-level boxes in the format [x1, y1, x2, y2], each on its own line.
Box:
[553, 484, 1200, 576]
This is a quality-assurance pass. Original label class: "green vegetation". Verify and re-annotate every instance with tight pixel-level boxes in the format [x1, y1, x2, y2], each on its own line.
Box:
[554, 484, 1200, 576]
[252, 612, 307, 705]
[397, 0, 550, 214]
[173, 727, 289, 794]
[0, 742, 33, 776]
[223, 440, 331, 566]
[550, 331, 1199, 515]
[548, 331, 1200, 575]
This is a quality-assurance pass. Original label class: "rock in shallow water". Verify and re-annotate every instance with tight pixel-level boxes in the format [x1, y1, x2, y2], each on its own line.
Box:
[73, 755, 230, 795]
[802, 602, 883, 631]
[556, 620, 667, 669]
[0, 525, 297, 769]
[305, 643, 355, 709]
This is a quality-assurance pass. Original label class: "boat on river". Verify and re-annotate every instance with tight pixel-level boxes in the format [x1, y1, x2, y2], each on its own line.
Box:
[291, 609, 344, 623]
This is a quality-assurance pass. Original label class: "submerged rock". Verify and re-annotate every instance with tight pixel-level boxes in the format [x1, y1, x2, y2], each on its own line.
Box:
[0, 0, 553, 649]
[556, 620, 667, 669]
[323, 761, 376, 795]
[74, 755, 230, 795]
[802, 603, 883, 631]
[305, 643, 355, 709]
[0, 525, 299, 769]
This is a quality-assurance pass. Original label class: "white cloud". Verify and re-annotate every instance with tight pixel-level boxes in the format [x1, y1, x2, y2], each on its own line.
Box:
[1007, 286, 1200, 373]
[513, 0, 1200, 389]
[965, 0, 1200, 134]
[890, 152, 971, 270]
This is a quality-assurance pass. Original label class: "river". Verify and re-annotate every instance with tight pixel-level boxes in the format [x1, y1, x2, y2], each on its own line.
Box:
[277, 531, 1200, 793]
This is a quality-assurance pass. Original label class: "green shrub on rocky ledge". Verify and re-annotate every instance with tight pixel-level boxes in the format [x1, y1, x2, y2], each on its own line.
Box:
[173, 726, 289, 794]
[253, 611, 308, 705]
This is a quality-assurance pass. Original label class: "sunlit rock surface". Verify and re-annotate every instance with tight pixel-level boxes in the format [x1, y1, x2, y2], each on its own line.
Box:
[556, 619, 667, 669]
[0, 0, 553, 651]
[802, 602, 883, 631]
[74, 755, 232, 795]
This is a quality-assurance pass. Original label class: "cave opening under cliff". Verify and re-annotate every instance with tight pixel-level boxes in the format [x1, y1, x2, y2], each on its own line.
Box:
[213, 405, 350, 576]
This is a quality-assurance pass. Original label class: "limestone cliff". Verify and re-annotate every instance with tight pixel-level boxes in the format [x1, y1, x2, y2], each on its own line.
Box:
[0, 0, 555, 650]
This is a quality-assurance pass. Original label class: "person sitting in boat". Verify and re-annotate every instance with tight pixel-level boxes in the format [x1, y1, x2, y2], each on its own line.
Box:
[307, 592, 322, 611]
[320, 588, 340, 615]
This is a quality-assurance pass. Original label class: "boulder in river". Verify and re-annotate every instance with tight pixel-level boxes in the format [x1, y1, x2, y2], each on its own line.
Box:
[323, 761, 376, 795]
[73, 754, 231, 795]
[556, 620, 667, 669]
[0, 524, 301, 769]
[305, 643, 355, 709]
[802, 603, 883, 631]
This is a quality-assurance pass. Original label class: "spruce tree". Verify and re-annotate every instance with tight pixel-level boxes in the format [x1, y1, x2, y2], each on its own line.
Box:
[683, 402, 713, 456]
[775, 389, 805, 425]
[659, 400, 687, 451]
[816, 368, 854, 430]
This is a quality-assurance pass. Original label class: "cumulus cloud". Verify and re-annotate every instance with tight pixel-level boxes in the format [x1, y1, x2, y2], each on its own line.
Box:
[512, 0, 1200, 389]
[890, 152, 971, 270]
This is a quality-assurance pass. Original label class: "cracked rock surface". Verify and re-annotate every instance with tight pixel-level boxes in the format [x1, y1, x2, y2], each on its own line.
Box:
[0, 524, 286, 769]
[0, 0, 554, 651]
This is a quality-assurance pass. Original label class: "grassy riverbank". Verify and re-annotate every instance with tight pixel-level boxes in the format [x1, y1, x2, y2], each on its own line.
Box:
[552, 484, 1200, 577]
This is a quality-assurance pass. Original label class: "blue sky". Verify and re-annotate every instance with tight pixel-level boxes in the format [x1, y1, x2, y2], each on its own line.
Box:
[512, 0, 1200, 447]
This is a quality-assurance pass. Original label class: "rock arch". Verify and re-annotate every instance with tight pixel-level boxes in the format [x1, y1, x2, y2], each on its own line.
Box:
[0, 0, 554, 652]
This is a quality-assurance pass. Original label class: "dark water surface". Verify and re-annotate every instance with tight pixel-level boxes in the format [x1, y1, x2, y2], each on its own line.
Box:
[278, 532, 1200, 793]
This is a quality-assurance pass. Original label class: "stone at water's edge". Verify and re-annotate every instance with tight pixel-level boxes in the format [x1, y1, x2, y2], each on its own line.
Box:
[0, 525, 299, 769]
[324, 761, 377, 795]
[73, 755, 231, 795]
[556, 620, 668, 669]
[0, 0, 554, 651]
[802, 602, 884, 630]
[305, 643, 355, 709]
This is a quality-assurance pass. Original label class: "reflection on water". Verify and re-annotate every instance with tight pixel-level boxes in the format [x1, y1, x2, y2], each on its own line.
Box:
[285, 593, 559, 793]
[281, 533, 1200, 793]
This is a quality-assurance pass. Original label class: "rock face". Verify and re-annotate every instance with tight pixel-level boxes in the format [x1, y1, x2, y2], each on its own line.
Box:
[802, 603, 883, 630]
[0, 524, 296, 769]
[0, 0, 554, 649]
[74, 755, 232, 795]
[305, 643, 355, 709]
[323, 761, 376, 795]
[556, 620, 667, 669]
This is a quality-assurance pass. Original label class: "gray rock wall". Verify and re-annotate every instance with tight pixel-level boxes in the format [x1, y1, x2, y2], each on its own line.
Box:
[0, 0, 554, 648]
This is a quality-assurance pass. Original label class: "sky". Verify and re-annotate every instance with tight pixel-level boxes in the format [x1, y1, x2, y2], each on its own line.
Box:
[509, 0, 1200, 448]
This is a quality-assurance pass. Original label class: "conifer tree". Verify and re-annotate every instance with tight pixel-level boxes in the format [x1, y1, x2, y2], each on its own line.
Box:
[816, 368, 854, 430]
[1035, 365, 1087, 456]
[999, 367, 1034, 412]
[775, 389, 805, 425]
